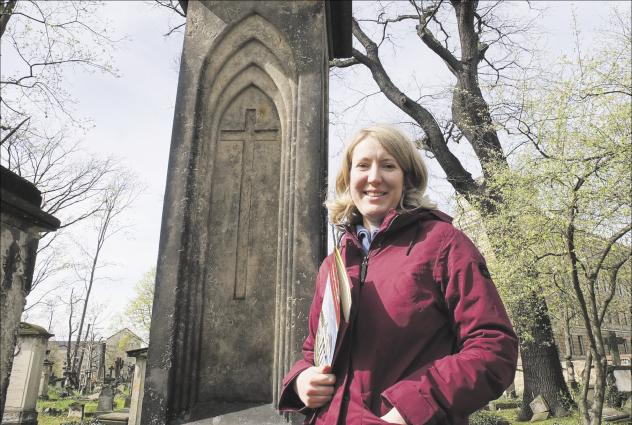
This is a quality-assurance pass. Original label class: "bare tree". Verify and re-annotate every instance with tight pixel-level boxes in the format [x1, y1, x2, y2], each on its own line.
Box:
[68, 174, 140, 383]
[59, 287, 81, 386]
[1, 1, 121, 303]
[330, 1, 573, 419]
[153, 0, 187, 37]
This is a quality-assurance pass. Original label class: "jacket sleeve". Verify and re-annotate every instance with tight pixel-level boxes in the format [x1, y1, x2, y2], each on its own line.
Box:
[381, 228, 519, 425]
[277, 256, 331, 413]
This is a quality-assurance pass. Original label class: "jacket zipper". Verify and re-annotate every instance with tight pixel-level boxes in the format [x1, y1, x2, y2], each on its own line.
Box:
[359, 256, 369, 286]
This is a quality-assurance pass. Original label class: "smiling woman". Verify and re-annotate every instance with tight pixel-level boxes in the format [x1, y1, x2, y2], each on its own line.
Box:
[278, 125, 519, 425]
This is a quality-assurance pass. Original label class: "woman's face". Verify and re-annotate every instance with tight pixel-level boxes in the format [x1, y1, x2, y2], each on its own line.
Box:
[349, 136, 404, 231]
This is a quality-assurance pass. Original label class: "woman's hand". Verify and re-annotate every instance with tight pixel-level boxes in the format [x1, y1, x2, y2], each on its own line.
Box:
[293, 365, 336, 408]
[380, 407, 406, 424]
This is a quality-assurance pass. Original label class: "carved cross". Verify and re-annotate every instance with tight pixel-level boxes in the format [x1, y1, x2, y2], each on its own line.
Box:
[219, 109, 278, 299]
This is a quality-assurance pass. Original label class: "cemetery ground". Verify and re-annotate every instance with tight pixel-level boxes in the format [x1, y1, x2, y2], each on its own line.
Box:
[31, 392, 630, 425]
[35, 386, 128, 425]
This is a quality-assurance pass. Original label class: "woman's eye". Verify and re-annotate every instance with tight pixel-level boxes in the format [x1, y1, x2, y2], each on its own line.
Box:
[356, 163, 369, 169]
[383, 163, 397, 169]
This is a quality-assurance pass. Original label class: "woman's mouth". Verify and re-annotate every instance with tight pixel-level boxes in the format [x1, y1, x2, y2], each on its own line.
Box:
[364, 191, 387, 198]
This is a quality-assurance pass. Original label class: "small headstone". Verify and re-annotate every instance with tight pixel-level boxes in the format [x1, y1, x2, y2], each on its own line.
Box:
[529, 394, 550, 422]
[97, 385, 114, 412]
[614, 368, 632, 392]
[529, 394, 550, 415]
[124, 395, 132, 408]
[530, 411, 550, 422]
[67, 402, 84, 420]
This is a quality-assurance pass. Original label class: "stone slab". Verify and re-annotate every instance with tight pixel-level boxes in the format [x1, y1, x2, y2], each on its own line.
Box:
[529, 394, 550, 415]
[67, 402, 85, 419]
[184, 403, 291, 425]
[1, 409, 38, 425]
[530, 411, 550, 422]
[489, 400, 520, 410]
[97, 411, 129, 425]
[613, 369, 631, 392]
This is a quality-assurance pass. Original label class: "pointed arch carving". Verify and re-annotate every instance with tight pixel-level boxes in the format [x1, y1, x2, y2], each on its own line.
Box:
[169, 13, 300, 415]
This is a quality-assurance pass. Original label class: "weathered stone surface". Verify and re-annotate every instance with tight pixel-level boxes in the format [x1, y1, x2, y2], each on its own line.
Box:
[2, 323, 53, 425]
[613, 368, 632, 392]
[529, 394, 550, 415]
[187, 404, 293, 425]
[38, 355, 53, 399]
[529, 411, 550, 422]
[97, 411, 130, 425]
[127, 347, 147, 425]
[97, 385, 114, 413]
[67, 402, 84, 419]
[0, 166, 59, 417]
[143, 1, 350, 424]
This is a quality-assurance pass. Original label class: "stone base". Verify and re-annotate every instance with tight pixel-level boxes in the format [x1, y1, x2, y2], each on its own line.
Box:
[184, 403, 297, 425]
[97, 411, 129, 424]
[1, 409, 38, 425]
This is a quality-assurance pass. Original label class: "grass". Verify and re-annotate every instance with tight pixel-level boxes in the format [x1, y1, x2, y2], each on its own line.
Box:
[494, 408, 582, 424]
[36, 386, 128, 425]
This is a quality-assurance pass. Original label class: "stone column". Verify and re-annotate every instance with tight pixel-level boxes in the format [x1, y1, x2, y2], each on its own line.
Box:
[142, 1, 350, 424]
[1, 166, 60, 418]
[38, 353, 53, 399]
[2, 323, 53, 425]
[127, 348, 147, 425]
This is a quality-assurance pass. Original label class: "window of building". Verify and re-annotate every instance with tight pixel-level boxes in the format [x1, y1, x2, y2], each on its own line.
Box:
[577, 335, 584, 356]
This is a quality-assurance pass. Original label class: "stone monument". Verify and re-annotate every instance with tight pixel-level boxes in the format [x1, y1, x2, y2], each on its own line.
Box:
[38, 351, 53, 399]
[143, 1, 351, 424]
[0, 166, 60, 417]
[127, 347, 148, 425]
[2, 323, 53, 425]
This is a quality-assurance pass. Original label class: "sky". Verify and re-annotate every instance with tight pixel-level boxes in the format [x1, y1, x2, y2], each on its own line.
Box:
[11, 0, 630, 339]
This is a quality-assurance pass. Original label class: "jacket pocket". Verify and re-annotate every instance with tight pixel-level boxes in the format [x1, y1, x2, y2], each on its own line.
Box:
[361, 391, 392, 424]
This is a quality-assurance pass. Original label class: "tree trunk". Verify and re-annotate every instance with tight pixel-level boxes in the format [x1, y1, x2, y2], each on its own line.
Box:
[589, 351, 607, 424]
[516, 292, 574, 420]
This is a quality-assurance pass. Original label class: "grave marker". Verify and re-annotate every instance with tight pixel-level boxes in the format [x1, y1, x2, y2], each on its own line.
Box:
[142, 1, 351, 424]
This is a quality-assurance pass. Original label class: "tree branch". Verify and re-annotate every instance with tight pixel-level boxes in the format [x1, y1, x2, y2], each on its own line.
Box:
[351, 18, 479, 198]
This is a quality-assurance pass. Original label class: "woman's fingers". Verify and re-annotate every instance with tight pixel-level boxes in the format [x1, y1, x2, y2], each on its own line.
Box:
[306, 384, 335, 396]
[304, 394, 333, 408]
[309, 372, 336, 386]
[295, 365, 336, 407]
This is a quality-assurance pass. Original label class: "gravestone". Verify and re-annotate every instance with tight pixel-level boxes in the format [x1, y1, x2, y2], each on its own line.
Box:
[142, 1, 351, 424]
[2, 323, 53, 425]
[127, 347, 147, 425]
[529, 394, 550, 421]
[38, 352, 53, 399]
[97, 385, 114, 413]
[67, 402, 85, 420]
[0, 166, 59, 417]
[613, 367, 632, 393]
[608, 331, 624, 366]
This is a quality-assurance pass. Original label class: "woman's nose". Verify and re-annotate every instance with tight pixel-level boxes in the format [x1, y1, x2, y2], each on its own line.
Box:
[367, 164, 381, 183]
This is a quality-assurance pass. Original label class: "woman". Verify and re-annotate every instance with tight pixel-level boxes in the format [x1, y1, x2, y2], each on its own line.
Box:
[278, 125, 518, 424]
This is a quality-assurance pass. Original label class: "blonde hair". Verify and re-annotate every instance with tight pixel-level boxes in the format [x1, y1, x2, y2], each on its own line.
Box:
[326, 125, 436, 226]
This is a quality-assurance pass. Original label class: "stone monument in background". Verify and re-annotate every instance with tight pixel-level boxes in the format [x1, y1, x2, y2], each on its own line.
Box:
[0, 166, 60, 418]
[143, 1, 351, 424]
[2, 323, 53, 425]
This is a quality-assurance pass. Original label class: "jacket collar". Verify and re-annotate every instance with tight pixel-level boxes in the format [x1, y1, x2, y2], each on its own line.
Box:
[341, 208, 452, 248]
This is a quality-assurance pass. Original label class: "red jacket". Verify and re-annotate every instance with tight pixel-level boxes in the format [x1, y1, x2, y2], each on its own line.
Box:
[279, 208, 518, 425]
